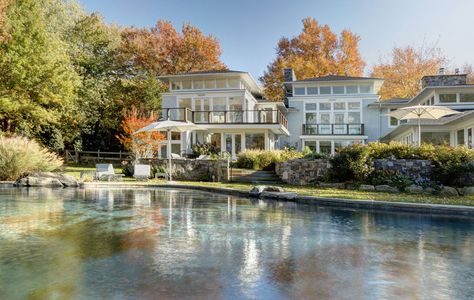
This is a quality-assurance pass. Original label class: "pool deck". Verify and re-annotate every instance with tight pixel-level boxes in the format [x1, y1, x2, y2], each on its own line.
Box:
[2, 180, 474, 217]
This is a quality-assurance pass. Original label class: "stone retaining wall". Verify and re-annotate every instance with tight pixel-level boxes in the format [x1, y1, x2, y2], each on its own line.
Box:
[373, 159, 434, 178]
[139, 158, 228, 182]
[275, 159, 330, 185]
[276, 158, 435, 186]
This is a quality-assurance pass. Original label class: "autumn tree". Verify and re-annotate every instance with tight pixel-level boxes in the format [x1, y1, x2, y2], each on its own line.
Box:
[117, 106, 164, 160]
[371, 45, 446, 100]
[120, 20, 226, 75]
[0, 0, 11, 43]
[261, 17, 365, 100]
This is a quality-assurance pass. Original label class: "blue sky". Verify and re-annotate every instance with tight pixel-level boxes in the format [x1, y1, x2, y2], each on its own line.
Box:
[79, 0, 474, 79]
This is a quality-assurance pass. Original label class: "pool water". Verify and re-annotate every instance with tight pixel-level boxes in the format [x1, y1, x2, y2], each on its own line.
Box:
[0, 188, 473, 300]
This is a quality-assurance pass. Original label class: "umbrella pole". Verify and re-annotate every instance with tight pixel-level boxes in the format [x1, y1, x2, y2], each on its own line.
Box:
[168, 129, 172, 182]
[418, 118, 421, 146]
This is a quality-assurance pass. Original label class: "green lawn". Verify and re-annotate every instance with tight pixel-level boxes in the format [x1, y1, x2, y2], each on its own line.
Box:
[63, 165, 474, 207]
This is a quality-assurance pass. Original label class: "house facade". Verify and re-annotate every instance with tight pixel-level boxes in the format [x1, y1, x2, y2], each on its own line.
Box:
[159, 71, 289, 159]
[157, 68, 474, 158]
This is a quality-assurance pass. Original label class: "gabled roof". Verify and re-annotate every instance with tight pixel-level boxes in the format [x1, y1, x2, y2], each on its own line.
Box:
[289, 75, 383, 83]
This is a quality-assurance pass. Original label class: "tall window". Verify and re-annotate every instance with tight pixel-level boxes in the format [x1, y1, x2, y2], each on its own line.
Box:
[460, 93, 474, 103]
[245, 133, 265, 150]
[457, 129, 465, 145]
[389, 109, 399, 127]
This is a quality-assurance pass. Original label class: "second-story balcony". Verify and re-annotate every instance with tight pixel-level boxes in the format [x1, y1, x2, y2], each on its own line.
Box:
[302, 124, 364, 135]
[164, 108, 288, 130]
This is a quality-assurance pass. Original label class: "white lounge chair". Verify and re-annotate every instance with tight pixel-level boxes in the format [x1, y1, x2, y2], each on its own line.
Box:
[94, 163, 124, 181]
[133, 164, 151, 181]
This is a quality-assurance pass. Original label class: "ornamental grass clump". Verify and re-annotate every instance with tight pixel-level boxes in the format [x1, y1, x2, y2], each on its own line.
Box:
[0, 136, 63, 180]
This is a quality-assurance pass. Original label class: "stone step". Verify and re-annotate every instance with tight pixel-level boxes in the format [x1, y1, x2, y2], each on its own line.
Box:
[229, 168, 280, 184]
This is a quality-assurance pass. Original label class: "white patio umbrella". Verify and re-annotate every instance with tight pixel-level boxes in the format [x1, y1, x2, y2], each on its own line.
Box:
[135, 118, 200, 182]
[389, 105, 460, 145]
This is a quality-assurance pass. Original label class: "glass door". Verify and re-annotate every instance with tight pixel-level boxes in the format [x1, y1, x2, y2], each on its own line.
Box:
[224, 133, 242, 159]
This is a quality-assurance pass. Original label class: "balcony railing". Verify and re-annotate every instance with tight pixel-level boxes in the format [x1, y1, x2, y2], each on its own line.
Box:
[302, 124, 364, 135]
[164, 108, 288, 129]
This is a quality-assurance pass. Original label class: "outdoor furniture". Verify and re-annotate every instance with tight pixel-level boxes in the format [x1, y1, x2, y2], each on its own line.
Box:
[197, 154, 209, 160]
[94, 163, 124, 181]
[133, 164, 151, 181]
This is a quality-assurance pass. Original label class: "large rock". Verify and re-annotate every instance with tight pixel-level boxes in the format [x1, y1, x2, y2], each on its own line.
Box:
[440, 186, 459, 197]
[260, 191, 297, 201]
[462, 186, 474, 196]
[375, 185, 398, 193]
[249, 185, 285, 197]
[406, 184, 424, 194]
[249, 186, 266, 197]
[15, 172, 79, 188]
[358, 184, 375, 191]
[423, 187, 436, 195]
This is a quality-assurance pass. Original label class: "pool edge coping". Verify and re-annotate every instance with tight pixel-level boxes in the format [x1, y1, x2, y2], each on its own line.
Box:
[2, 181, 473, 217]
[82, 182, 474, 217]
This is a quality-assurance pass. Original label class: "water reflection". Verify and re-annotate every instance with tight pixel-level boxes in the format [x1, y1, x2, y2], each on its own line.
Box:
[0, 187, 473, 299]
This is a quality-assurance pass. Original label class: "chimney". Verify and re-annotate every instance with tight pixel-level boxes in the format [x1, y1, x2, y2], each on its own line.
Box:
[283, 68, 297, 82]
[421, 68, 467, 88]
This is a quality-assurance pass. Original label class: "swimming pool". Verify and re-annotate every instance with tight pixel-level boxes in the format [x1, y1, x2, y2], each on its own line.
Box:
[0, 187, 473, 299]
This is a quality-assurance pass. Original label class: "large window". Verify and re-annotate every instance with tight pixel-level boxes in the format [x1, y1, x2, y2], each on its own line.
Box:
[319, 141, 332, 155]
[439, 94, 456, 103]
[319, 103, 331, 110]
[346, 85, 358, 94]
[348, 112, 361, 124]
[171, 81, 181, 90]
[334, 102, 345, 110]
[460, 93, 474, 103]
[306, 113, 317, 124]
[305, 103, 317, 110]
[294, 87, 306, 95]
[333, 86, 345, 94]
[245, 133, 265, 150]
[307, 87, 318, 95]
[228, 78, 240, 88]
[304, 141, 317, 152]
[204, 79, 216, 89]
[182, 80, 192, 89]
[421, 132, 450, 145]
[320, 86, 331, 94]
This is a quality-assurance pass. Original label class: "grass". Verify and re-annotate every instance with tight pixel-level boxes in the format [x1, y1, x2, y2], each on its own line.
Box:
[63, 164, 474, 207]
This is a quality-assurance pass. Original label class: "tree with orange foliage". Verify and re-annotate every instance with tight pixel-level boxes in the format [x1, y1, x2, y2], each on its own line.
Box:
[0, 0, 10, 43]
[371, 45, 446, 100]
[120, 20, 226, 75]
[260, 17, 365, 100]
[116, 106, 165, 160]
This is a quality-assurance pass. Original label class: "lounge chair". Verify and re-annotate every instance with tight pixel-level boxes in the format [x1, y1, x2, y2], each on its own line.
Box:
[133, 164, 151, 181]
[94, 163, 124, 181]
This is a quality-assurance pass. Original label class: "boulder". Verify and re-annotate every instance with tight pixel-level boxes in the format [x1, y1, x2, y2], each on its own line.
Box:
[15, 172, 80, 188]
[260, 191, 297, 201]
[358, 184, 375, 191]
[250, 185, 285, 197]
[423, 187, 436, 195]
[462, 186, 474, 196]
[249, 186, 266, 197]
[439, 186, 459, 197]
[375, 185, 398, 193]
[406, 184, 424, 194]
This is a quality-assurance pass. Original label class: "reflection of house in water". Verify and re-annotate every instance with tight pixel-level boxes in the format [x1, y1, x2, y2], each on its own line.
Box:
[133, 190, 151, 206]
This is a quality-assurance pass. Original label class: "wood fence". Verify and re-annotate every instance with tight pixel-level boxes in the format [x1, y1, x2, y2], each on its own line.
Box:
[65, 150, 131, 164]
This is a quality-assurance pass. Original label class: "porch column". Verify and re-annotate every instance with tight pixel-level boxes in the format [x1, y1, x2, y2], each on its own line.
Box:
[264, 131, 269, 150]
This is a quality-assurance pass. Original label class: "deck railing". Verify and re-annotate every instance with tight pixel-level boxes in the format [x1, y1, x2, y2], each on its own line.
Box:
[302, 124, 364, 135]
[164, 108, 288, 128]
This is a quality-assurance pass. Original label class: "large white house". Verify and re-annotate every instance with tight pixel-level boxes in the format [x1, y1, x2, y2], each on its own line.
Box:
[157, 68, 474, 158]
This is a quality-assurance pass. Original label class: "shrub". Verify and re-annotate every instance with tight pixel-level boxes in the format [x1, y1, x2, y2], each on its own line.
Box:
[0, 136, 63, 180]
[328, 144, 373, 182]
[430, 145, 474, 187]
[191, 142, 219, 156]
[236, 148, 303, 170]
[369, 170, 414, 191]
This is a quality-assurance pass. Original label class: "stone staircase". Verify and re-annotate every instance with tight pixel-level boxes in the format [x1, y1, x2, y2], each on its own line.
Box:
[229, 168, 280, 184]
